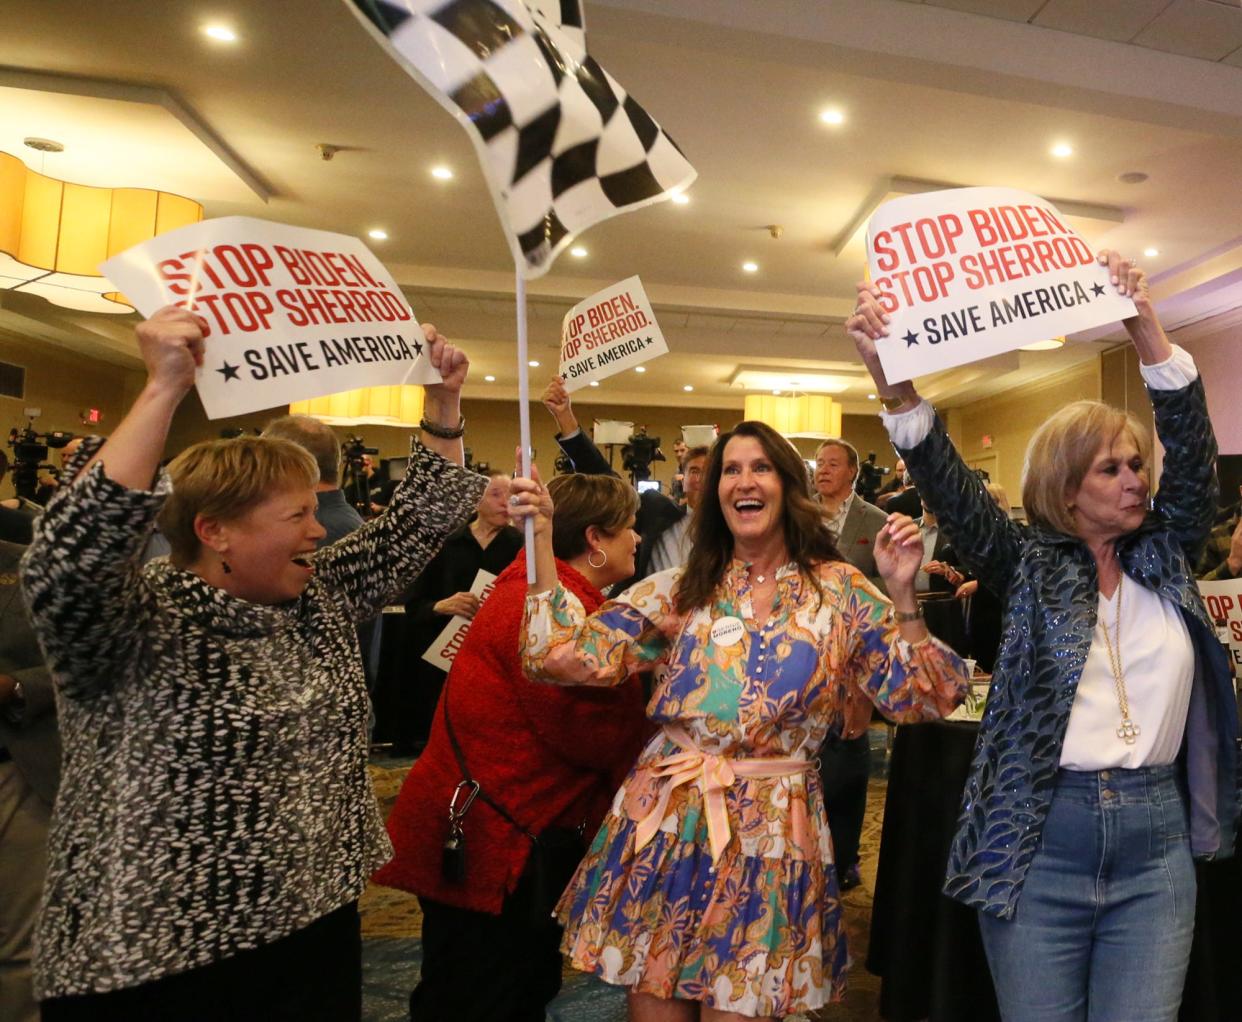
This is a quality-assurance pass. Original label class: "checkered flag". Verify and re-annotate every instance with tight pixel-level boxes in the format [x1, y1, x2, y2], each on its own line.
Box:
[348, 0, 697, 277]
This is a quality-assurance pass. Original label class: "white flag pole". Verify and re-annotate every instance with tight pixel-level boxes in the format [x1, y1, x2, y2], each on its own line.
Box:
[515, 267, 536, 584]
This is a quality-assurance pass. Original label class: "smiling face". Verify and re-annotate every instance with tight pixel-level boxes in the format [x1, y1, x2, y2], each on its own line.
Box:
[206, 485, 327, 604]
[718, 435, 785, 549]
[814, 443, 856, 504]
[1068, 430, 1150, 546]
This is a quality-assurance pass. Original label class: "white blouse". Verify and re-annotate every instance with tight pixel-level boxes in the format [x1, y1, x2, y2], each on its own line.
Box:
[1059, 577, 1194, 770]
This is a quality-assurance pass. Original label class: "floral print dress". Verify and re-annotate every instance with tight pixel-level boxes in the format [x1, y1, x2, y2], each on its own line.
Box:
[522, 558, 967, 1017]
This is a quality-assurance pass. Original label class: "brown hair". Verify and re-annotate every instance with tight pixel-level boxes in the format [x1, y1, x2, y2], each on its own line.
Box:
[262, 414, 342, 485]
[1021, 400, 1151, 535]
[676, 421, 842, 613]
[547, 474, 639, 560]
[158, 436, 319, 566]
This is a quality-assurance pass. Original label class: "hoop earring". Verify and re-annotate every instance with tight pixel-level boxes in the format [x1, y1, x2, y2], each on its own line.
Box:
[587, 548, 607, 569]
[221, 559, 232, 575]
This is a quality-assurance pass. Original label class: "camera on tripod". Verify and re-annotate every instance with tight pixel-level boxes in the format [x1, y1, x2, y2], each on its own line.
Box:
[854, 451, 890, 505]
[340, 435, 381, 514]
[7, 415, 75, 503]
[621, 426, 665, 485]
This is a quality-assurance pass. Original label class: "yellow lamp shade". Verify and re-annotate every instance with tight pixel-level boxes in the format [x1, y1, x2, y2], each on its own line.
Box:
[289, 385, 425, 428]
[0, 151, 203, 314]
[743, 393, 842, 439]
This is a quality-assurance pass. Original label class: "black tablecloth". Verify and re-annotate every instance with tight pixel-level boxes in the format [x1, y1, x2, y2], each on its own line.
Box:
[867, 720, 1242, 1022]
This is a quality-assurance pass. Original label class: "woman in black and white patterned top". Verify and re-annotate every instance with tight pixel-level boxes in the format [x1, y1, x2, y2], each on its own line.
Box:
[21, 307, 486, 1020]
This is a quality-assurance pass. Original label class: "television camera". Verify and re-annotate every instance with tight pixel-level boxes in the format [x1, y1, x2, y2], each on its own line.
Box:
[621, 426, 665, 485]
[854, 451, 891, 505]
[6, 419, 75, 503]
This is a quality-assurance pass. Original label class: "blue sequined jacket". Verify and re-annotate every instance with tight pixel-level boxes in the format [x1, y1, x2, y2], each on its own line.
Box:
[898, 377, 1238, 919]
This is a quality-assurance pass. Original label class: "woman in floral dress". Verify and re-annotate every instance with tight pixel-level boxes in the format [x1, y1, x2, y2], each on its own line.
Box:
[510, 420, 968, 1020]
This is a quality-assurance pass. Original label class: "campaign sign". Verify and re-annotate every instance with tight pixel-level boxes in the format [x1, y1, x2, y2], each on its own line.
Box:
[1198, 579, 1242, 677]
[559, 276, 668, 392]
[865, 187, 1136, 383]
[101, 217, 439, 419]
[422, 569, 499, 672]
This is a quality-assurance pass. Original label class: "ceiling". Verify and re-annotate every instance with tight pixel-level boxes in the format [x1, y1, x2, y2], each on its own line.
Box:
[2, 0, 1242, 416]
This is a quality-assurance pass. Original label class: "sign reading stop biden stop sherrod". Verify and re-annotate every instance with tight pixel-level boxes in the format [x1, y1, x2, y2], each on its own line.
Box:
[101, 217, 439, 419]
[865, 187, 1136, 384]
[559, 276, 668, 392]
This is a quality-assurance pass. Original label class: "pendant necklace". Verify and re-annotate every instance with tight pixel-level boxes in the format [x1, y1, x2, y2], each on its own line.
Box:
[1099, 571, 1141, 745]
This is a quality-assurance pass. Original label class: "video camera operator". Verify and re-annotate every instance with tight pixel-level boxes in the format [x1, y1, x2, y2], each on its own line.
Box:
[6, 423, 77, 505]
[620, 425, 665, 486]
[853, 450, 890, 505]
[339, 437, 381, 516]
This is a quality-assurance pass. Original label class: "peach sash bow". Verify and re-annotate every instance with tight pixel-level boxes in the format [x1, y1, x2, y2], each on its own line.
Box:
[632, 726, 811, 863]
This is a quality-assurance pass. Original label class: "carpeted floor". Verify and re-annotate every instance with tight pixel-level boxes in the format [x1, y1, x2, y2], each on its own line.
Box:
[361, 728, 892, 1022]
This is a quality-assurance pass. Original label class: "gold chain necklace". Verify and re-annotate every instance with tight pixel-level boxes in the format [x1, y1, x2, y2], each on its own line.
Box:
[1099, 571, 1141, 745]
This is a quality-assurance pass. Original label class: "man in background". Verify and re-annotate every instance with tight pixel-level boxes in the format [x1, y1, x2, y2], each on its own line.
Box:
[648, 445, 709, 573]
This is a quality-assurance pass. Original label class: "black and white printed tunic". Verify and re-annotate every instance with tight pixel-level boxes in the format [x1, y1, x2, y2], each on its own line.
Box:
[20, 440, 486, 999]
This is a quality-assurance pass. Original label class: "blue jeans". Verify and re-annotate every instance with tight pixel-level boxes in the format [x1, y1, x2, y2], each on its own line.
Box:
[977, 765, 1195, 1022]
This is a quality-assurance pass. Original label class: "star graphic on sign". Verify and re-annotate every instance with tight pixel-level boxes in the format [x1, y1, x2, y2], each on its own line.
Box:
[1091, 282, 1105, 298]
[903, 330, 920, 347]
[216, 361, 240, 382]
[411, 336, 424, 357]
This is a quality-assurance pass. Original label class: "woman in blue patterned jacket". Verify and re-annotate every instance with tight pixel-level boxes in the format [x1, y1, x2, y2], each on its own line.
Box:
[848, 249, 1236, 1022]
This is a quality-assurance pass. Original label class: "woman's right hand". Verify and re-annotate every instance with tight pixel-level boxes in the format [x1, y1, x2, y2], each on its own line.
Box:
[434, 592, 481, 618]
[845, 283, 919, 409]
[136, 306, 210, 395]
[508, 461, 553, 538]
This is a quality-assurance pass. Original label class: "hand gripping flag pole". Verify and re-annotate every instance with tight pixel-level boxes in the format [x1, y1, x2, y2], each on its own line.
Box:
[347, 0, 696, 579]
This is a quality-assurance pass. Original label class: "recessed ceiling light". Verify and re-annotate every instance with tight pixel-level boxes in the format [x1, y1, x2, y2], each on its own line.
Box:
[528, 360, 540, 368]
[742, 261, 759, 273]
[202, 24, 238, 42]
[868, 393, 877, 400]
[1050, 142, 1073, 159]
[683, 384, 694, 392]
[634, 366, 646, 373]
[484, 374, 496, 382]
[670, 191, 690, 205]
[570, 245, 588, 258]
[430, 165, 454, 180]
[1143, 247, 1159, 258]
[819, 108, 846, 126]
[771, 389, 781, 396]
[367, 228, 388, 241]
[589, 380, 600, 387]
[1118, 171, 1149, 185]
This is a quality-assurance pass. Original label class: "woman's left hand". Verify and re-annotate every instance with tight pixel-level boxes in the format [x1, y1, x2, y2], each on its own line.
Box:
[508, 459, 553, 538]
[422, 323, 468, 397]
[874, 513, 925, 589]
[1097, 249, 1172, 363]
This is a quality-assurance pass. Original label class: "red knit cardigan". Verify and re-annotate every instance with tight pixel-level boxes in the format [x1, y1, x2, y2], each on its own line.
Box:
[373, 552, 651, 914]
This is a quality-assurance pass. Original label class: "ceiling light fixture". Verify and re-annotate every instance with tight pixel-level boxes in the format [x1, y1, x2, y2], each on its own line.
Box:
[1143, 247, 1159, 258]
[430, 165, 454, 180]
[744, 393, 842, 439]
[484, 374, 496, 382]
[683, 384, 694, 392]
[202, 24, 238, 43]
[819, 108, 846, 126]
[570, 245, 588, 258]
[868, 393, 877, 400]
[367, 228, 388, 241]
[290, 385, 423, 427]
[732, 368, 855, 394]
[670, 191, 690, 205]
[589, 380, 600, 387]
[1050, 142, 1074, 159]
[742, 261, 759, 273]
[1018, 336, 1066, 352]
[528, 360, 540, 368]
[634, 366, 646, 373]
[0, 149, 203, 313]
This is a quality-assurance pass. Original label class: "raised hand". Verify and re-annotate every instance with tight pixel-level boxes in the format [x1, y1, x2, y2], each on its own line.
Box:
[135, 305, 210, 395]
[874, 512, 925, 590]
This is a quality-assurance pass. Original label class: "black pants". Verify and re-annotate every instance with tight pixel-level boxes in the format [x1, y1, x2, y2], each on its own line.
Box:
[819, 731, 871, 878]
[412, 861, 564, 1022]
[41, 902, 361, 1022]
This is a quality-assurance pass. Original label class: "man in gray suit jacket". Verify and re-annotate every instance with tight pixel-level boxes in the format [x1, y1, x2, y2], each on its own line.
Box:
[1, 539, 60, 1022]
[813, 439, 889, 890]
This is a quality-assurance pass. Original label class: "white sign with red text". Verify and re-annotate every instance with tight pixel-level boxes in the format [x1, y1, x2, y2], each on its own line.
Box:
[865, 187, 1135, 383]
[101, 217, 439, 419]
[1198, 579, 1242, 677]
[422, 569, 499, 672]
[559, 275, 667, 392]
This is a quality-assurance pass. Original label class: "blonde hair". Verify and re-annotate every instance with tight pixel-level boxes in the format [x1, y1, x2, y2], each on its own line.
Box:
[1021, 401, 1150, 535]
[158, 436, 319, 565]
[985, 482, 1011, 513]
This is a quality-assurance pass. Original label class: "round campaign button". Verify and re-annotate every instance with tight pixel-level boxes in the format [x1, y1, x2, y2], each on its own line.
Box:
[710, 616, 745, 647]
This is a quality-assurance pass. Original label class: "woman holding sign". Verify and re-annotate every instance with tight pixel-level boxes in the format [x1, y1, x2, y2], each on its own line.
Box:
[848, 250, 1236, 1022]
[20, 306, 485, 1020]
[508, 421, 969, 1020]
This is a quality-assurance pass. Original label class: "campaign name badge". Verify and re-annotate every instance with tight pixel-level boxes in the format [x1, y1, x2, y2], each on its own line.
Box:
[710, 616, 745, 647]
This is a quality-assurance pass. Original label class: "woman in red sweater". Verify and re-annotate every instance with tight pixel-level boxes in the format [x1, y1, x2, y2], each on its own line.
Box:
[375, 472, 651, 1021]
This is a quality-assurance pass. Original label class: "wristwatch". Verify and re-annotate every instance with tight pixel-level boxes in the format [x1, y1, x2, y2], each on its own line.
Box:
[881, 394, 915, 412]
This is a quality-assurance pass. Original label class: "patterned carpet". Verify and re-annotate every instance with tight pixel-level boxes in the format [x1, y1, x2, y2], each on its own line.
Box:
[361, 730, 892, 1022]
